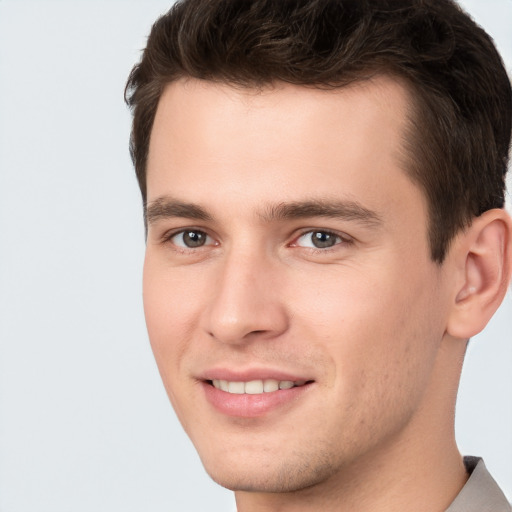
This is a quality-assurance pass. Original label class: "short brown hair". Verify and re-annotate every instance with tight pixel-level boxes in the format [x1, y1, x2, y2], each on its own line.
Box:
[125, 0, 511, 262]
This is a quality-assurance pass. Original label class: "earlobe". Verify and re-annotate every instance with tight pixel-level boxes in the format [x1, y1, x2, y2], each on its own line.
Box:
[447, 209, 512, 339]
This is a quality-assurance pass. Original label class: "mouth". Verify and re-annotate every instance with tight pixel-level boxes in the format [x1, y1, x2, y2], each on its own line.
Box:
[208, 378, 311, 394]
[200, 369, 315, 417]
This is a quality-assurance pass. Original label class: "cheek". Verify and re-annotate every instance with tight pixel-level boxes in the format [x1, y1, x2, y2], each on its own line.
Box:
[142, 255, 201, 388]
[142, 257, 207, 433]
[291, 261, 443, 402]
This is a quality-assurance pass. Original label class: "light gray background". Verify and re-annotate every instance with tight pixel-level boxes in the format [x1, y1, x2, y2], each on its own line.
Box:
[0, 1, 510, 511]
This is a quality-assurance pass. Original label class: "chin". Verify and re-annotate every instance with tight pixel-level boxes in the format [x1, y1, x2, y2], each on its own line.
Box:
[199, 446, 339, 493]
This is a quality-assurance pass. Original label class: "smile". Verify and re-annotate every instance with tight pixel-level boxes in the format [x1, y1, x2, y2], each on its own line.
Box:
[211, 379, 307, 394]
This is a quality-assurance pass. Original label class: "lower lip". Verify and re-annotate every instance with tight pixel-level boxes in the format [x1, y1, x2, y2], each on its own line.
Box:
[202, 382, 312, 418]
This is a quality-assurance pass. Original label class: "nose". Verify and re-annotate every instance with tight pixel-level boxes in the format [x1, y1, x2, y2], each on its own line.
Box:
[201, 249, 289, 345]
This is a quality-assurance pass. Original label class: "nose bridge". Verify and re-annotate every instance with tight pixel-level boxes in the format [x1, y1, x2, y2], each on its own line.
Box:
[203, 243, 287, 344]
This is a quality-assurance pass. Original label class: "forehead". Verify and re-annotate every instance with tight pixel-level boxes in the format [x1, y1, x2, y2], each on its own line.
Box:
[146, 76, 421, 221]
[149, 76, 412, 155]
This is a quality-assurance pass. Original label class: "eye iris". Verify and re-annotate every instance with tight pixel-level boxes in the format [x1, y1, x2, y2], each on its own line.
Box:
[312, 231, 337, 248]
[183, 231, 206, 247]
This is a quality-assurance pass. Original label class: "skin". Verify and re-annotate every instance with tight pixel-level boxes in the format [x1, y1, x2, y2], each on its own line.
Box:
[143, 77, 509, 511]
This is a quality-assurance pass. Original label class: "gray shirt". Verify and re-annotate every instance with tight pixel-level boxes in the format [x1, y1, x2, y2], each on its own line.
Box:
[446, 457, 511, 511]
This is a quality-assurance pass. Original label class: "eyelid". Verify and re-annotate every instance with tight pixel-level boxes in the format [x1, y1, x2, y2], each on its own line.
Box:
[157, 226, 353, 251]
[290, 228, 354, 249]
[161, 227, 218, 249]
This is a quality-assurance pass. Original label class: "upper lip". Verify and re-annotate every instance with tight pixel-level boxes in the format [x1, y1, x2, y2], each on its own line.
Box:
[199, 367, 313, 383]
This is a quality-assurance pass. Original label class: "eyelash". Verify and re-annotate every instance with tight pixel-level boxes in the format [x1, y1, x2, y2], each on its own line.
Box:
[161, 228, 216, 252]
[160, 228, 354, 254]
[291, 229, 354, 252]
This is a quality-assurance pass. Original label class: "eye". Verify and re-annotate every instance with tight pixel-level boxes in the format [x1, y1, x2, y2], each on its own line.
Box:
[294, 230, 346, 249]
[170, 229, 214, 248]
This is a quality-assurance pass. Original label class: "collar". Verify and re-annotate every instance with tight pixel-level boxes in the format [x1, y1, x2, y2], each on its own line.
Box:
[446, 456, 511, 511]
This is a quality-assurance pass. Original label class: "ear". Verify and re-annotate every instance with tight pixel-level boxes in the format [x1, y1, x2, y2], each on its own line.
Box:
[447, 208, 512, 339]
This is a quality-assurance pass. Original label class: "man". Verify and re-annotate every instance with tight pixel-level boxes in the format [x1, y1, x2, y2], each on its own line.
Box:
[125, 0, 512, 510]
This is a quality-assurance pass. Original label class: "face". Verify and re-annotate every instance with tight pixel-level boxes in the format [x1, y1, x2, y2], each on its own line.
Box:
[143, 77, 453, 493]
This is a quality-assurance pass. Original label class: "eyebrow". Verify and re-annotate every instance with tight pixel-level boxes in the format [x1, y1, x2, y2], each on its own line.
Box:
[259, 199, 383, 227]
[145, 196, 382, 228]
[145, 197, 213, 225]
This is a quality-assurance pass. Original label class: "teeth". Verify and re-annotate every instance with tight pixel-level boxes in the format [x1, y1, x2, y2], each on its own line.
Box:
[211, 379, 307, 394]
[245, 380, 264, 394]
[228, 381, 245, 394]
[263, 379, 279, 392]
